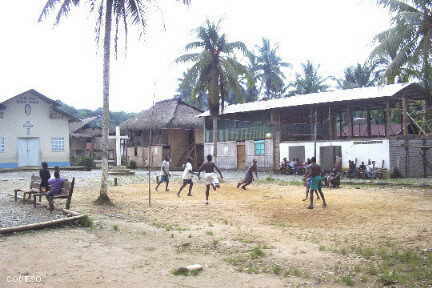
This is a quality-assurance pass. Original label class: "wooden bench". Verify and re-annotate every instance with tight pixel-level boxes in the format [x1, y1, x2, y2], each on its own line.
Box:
[14, 175, 41, 202]
[33, 178, 75, 211]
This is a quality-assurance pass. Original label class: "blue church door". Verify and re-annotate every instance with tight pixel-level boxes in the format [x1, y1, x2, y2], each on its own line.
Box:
[17, 138, 40, 167]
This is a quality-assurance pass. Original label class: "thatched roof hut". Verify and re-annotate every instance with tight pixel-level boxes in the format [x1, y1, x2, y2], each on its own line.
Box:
[121, 99, 203, 130]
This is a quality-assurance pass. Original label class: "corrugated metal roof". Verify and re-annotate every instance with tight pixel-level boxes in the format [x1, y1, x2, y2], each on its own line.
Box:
[198, 83, 418, 117]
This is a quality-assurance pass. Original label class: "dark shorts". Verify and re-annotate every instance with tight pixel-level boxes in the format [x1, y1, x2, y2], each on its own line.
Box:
[159, 175, 169, 183]
[183, 179, 193, 185]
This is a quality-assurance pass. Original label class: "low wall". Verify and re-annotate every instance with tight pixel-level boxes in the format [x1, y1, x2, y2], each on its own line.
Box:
[280, 139, 391, 169]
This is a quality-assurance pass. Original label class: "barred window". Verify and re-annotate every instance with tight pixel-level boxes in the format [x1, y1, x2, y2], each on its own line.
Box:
[51, 137, 64, 152]
[255, 140, 265, 155]
[0, 137, 5, 152]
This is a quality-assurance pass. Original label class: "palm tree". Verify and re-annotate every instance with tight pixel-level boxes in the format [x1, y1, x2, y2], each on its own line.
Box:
[372, 0, 432, 90]
[337, 61, 382, 89]
[175, 72, 208, 111]
[255, 38, 291, 99]
[39, 0, 190, 204]
[176, 20, 250, 163]
[289, 61, 331, 95]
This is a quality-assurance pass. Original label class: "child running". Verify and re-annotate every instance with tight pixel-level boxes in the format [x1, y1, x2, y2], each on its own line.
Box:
[177, 158, 195, 197]
[155, 156, 170, 192]
[198, 155, 224, 205]
[237, 159, 258, 190]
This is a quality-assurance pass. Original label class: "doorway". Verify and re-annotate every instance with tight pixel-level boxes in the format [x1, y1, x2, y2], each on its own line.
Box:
[17, 138, 40, 167]
[237, 143, 246, 169]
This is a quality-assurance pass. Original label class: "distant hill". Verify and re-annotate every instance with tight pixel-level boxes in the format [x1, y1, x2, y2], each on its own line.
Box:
[56, 100, 136, 127]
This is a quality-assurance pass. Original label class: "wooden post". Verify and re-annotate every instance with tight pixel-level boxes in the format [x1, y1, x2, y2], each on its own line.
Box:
[385, 99, 391, 138]
[314, 108, 318, 159]
[347, 106, 353, 137]
[271, 110, 281, 172]
[402, 96, 408, 136]
[328, 106, 333, 140]
[367, 110, 372, 137]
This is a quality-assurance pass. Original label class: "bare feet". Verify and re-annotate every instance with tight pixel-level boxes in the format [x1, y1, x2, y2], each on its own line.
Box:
[302, 198, 307, 201]
[236, 183, 241, 189]
[323, 203, 328, 208]
[241, 186, 247, 190]
[307, 205, 314, 209]
[187, 194, 192, 196]
[176, 192, 180, 197]
[205, 201, 208, 205]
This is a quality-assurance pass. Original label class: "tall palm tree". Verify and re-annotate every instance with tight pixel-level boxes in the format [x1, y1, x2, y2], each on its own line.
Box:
[289, 60, 331, 95]
[176, 20, 250, 163]
[175, 72, 208, 111]
[255, 38, 291, 99]
[39, 0, 190, 204]
[337, 61, 382, 89]
[372, 0, 432, 90]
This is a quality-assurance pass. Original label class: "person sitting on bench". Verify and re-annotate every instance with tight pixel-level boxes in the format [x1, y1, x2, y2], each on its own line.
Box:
[47, 170, 65, 209]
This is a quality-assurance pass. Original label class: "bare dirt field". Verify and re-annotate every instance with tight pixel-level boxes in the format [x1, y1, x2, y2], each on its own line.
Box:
[1, 178, 432, 288]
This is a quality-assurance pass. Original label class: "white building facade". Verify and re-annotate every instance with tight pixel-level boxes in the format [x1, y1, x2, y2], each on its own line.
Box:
[0, 90, 76, 168]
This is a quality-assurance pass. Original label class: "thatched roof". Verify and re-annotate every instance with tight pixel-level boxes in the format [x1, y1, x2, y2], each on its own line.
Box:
[121, 99, 203, 130]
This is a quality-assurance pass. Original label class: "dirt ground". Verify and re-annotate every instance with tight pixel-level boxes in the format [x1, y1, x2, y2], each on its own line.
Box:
[1, 179, 432, 288]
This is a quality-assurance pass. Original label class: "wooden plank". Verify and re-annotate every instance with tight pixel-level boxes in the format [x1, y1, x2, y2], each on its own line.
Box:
[402, 96, 408, 136]
[385, 98, 391, 137]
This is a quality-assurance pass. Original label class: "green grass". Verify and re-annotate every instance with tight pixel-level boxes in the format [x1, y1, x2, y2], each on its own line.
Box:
[336, 245, 432, 286]
[249, 247, 265, 259]
[271, 264, 282, 275]
[113, 224, 119, 231]
[256, 177, 303, 186]
[152, 222, 187, 232]
[78, 215, 93, 228]
[206, 231, 214, 236]
[171, 267, 202, 277]
[340, 275, 355, 286]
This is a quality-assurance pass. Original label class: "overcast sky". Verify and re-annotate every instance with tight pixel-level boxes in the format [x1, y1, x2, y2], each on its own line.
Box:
[0, 0, 391, 113]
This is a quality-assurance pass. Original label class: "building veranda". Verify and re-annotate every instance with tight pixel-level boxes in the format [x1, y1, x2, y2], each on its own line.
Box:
[200, 83, 432, 177]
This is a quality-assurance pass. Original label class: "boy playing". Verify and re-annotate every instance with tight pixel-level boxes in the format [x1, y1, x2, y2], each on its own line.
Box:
[237, 159, 258, 190]
[198, 155, 223, 205]
[156, 156, 170, 192]
[177, 158, 195, 197]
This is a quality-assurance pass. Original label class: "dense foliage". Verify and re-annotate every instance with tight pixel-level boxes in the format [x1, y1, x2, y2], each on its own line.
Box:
[56, 100, 136, 127]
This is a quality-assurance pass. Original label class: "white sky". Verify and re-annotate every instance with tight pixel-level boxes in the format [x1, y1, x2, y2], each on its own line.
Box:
[0, 0, 391, 113]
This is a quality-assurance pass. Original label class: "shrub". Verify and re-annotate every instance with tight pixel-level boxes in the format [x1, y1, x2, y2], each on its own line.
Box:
[76, 156, 95, 170]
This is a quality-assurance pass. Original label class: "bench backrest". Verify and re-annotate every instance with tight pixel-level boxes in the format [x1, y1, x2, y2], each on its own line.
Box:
[63, 178, 75, 196]
[30, 175, 41, 190]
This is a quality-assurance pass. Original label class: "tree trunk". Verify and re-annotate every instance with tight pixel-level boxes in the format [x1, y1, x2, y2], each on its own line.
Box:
[212, 116, 218, 165]
[97, 0, 113, 204]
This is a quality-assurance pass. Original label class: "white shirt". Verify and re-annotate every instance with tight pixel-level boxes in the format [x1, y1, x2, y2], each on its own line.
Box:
[160, 160, 170, 176]
[182, 162, 193, 180]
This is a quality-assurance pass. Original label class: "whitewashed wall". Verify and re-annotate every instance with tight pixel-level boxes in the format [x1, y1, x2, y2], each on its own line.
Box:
[280, 139, 390, 169]
[0, 91, 71, 167]
[245, 140, 273, 169]
[204, 142, 237, 169]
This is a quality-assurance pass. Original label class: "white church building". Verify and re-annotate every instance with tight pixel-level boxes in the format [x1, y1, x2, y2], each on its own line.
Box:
[0, 89, 77, 168]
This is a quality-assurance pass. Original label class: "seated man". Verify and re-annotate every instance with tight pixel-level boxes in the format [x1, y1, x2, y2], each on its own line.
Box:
[327, 168, 340, 188]
[47, 170, 65, 210]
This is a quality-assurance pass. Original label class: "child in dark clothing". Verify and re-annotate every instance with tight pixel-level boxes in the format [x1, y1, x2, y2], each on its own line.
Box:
[39, 162, 50, 192]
